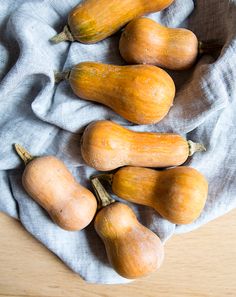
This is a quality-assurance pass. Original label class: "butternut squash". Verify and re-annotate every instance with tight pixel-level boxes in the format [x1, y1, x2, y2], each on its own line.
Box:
[14, 144, 97, 231]
[97, 166, 208, 225]
[56, 62, 175, 125]
[91, 177, 164, 279]
[51, 0, 174, 44]
[81, 120, 206, 171]
[119, 18, 221, 70]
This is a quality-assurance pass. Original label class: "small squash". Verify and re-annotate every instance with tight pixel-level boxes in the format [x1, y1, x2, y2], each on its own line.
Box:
[56, 62, 175, 125]
[81, 120, 206, 171]
[51, 0, 174, 44]
[119, 17, 221, 70]
[91, 177, 164, 279]
[97, 166, 208, 225]
[14, 144, 97, 231]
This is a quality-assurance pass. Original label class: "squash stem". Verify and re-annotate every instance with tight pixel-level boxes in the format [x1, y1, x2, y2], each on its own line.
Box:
[54, 70, 71, 83]
[14, 144, 34, 166]
[91, 177, 115, 209]
[92, 173, 113, 185]
[188, 140, 206, 157]
[50, 25, 74, 44]
[198, 40, 223, 55]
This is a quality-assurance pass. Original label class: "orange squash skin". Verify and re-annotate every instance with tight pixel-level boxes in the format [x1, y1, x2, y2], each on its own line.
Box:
[81, 120, 190, 171]
[119, 18, 199, 70]
[94, 202, 164, 279]
[69, 62, 175, 125]
[111, 166, 208, 224]
[68, 0, 174, 43]
[22, 156, 97, 231]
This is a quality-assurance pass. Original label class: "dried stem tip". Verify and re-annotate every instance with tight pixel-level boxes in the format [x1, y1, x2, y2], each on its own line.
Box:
[14, 144, 34, 165]
[54, 70, 71, 84]
[92, 173, 113, 185]
[188, 140, 206, 157]
[198, 40, 223, 55]
[50, 25, 74, 44]
[91, 177, 115, 209]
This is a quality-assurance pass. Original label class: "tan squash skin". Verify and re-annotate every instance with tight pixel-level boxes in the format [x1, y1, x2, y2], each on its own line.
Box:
[67, 62, 175, 125]
[15, 145, 97, 231]
[110, 166, 208, 224]
[119, 18, 199, 70]
[92, 177, 164, 279]
[51, 0, 174, 44]
[81, 120, 205, 171]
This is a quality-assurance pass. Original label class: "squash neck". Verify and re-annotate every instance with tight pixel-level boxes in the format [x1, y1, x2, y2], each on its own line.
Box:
[91, 176, 115, 209]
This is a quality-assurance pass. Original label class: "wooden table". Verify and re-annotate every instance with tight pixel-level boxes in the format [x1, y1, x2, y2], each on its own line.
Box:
[0, 210, 235, 297]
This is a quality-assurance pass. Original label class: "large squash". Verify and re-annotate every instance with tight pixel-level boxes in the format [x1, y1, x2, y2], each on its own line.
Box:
[97, 166, 208, 224]
[51, 0, 174, 44]
[56, 62, 175, 125]
[91, 177, 164, 279]
[14, 144, 97, 231]
[119, 17, 199, 70]
[120, 18, 222, 70]
[81, 120, 206, 171]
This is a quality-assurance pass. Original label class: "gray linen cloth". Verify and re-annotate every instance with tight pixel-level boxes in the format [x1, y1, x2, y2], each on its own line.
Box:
[0, 0, 236, 284]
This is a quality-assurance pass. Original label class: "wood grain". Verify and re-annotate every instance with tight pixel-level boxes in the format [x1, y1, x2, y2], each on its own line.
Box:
[0, 210, 235, 297]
